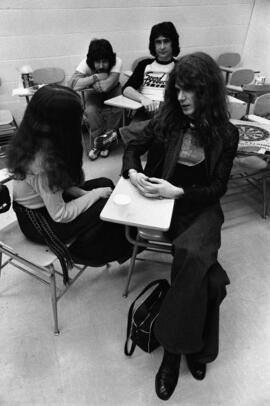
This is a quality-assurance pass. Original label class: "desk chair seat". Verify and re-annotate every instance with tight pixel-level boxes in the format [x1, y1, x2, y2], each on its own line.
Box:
[0, 220, 88, 334]
[123, 227, 172, 297]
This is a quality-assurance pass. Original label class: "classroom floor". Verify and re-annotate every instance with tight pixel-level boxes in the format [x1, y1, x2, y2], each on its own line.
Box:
[0, 144, 270, 406]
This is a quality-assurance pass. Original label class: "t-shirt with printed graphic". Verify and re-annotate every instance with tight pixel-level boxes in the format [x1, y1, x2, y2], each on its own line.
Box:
[123, 58, 176, 102]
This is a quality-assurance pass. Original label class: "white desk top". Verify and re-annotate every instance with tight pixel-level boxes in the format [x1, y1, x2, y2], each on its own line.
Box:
[227, 95, 246, 105]
[231, 119, 270, 153]
[100, 177, 174, 231]
[12, 85, 43, 97]
[104, 95, 142, 110]
[220, 65, 260, 74]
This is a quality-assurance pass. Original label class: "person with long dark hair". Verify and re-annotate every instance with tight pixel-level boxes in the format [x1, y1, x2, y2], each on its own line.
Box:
[7, 85, 131, 282]
[120, 21, 180, 144]
[69, 38, 122, 160]
[122, 52, 239, 400]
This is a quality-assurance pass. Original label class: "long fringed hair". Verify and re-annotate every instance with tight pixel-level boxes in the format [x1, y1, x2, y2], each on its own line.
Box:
[156, 52, 230, 146]
[7, 84, 84, 192]
[149, 21, 180, 58]
[86, 38, 116, 71]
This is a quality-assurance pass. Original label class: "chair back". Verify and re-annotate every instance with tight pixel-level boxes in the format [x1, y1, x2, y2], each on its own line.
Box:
[229, 68, 255, 86]
[32, 67, 65, 85]
[131, 56, 150, 71]
[253, 93, 270, 118]
[217, 52, 241, 67]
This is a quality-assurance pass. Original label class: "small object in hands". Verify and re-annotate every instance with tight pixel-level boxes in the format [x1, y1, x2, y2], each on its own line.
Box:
[113, 194, 131, 207]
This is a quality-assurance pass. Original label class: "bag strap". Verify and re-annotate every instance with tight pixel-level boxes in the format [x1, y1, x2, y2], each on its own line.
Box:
[124, 279, 169, 356]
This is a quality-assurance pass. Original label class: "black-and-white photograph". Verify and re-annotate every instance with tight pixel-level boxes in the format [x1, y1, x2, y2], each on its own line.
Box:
[0, 1, 269, 405]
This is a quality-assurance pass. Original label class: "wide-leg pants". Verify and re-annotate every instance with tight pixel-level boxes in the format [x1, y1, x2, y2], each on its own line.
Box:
[84, 85, 122, 142]
[154, 203, 230, 363]
[14, 178, 132, 266]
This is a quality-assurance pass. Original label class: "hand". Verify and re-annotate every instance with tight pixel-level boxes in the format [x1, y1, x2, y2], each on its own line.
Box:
[137, 177, 184, 199]
[94, 72, 108, 81]
[140, 97, 160, 113]
[93, 187, 112, 200]
[129, 171, 149, 189]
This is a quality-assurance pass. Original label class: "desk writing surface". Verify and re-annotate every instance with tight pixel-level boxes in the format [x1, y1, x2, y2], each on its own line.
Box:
[231, 119, 270, 154]
[243, 84, 270, 95]
[100, 177, 174, 231]
[227, 95, 246, 105]
[12, 85, 44, 97]
[104, 95, 142, 110]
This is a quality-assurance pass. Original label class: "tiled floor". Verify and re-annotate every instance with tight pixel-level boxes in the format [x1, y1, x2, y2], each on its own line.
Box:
[0, 144, 270, 406]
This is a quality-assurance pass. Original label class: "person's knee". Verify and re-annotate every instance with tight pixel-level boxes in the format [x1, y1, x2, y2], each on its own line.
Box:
[85, 103, 100, 116]
[207, 263, 229, 301]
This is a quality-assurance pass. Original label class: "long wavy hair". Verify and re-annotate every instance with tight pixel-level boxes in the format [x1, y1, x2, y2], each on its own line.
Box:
[86, 38, 116, 71]
[7, 84, 84, 191]
[157, 52, 230, 145]
[149, 21, 180, 58]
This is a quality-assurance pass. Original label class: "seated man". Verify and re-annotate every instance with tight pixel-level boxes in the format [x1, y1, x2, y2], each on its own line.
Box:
[120, 21, 180, 144]
[69, 38, 122, 160]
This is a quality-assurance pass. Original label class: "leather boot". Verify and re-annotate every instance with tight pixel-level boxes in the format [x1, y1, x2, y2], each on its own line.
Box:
[155, 350, 181, 401]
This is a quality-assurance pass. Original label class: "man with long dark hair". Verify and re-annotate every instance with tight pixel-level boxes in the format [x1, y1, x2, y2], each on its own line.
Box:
[122, 52, 239, 400]
[124, 22, 179, 115]
[120, 21, 180, 143]
[69, 38, 122, 160]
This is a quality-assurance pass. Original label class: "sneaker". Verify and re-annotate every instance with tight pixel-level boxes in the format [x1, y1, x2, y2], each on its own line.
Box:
[100, 148, 110, 158]
[95, 130, 118, 149]
[88, 147, 100, 160]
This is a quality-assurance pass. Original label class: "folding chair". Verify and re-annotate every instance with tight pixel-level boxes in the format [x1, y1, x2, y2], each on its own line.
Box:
[246, 93, 270, 123]
[226, 68, 255, 97]
[229, 164, 270, 219]
[217, 52, 241, 84]
[123, 227, 172, 297]
[217, 52, 241, 68]
[32, 67, 65, 86]
[0, 219, 89, 334]
[0, 110, 17, 158]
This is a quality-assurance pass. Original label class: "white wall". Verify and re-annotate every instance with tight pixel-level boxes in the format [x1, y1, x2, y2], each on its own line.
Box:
[0, 0, 255, 123]
[242, 0, 270, 77]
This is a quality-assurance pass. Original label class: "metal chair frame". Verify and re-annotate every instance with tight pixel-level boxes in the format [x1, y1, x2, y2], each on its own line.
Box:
[0, 220, 88, 334]
[0, 110, 17, 158]
[229, 168, 270, 218]
[123, 226, 172, 297]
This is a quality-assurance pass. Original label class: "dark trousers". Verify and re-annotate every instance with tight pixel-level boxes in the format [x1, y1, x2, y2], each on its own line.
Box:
[14, 178, 132, 266]
[154, 203, 230, 363]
